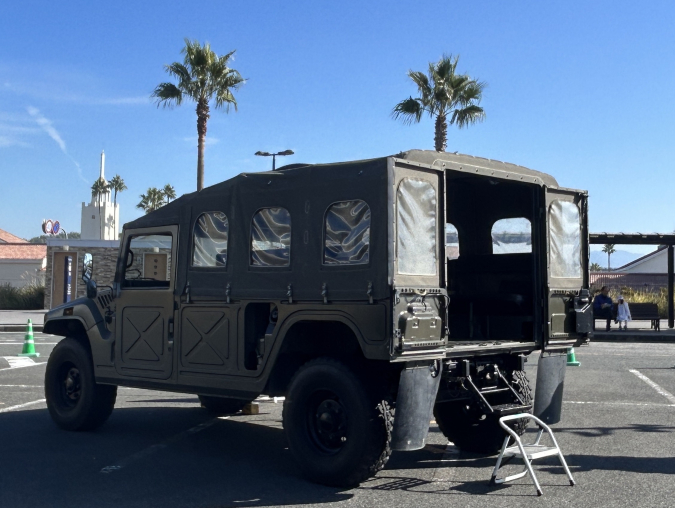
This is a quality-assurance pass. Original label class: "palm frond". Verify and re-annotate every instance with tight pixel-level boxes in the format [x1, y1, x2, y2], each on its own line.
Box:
[450, 104, 485, 128]
[392, 97, 425, 124]
[151, 82, 183, 108]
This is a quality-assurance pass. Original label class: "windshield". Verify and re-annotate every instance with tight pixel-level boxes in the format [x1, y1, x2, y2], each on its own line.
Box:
[396, 177, 437, 276]
[549, 200, 582, 278]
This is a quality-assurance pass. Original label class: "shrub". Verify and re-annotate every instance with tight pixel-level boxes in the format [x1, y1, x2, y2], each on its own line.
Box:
[0, 283, 45, 310]
[591, 286, 669, 318]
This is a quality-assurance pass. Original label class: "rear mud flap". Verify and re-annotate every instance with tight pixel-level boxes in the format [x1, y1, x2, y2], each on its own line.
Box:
[533, 351, 567, 424]
[391, 361, 442, 451]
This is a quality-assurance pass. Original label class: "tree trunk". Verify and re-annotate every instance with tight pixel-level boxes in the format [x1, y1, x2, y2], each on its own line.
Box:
[196, 99, 210, 191]
[434, 112, 447, 152]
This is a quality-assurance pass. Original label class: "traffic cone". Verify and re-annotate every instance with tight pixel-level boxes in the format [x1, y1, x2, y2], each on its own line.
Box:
[566, 347, 580, 367]
[18, 319, 40, 358]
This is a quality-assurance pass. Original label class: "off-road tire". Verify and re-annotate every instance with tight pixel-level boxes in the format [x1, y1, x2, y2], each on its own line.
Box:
[282, 358, 392, 487]
[45, 337, 117, 431]
[198, 395, 249, 415]
[434, 369, 532, 455]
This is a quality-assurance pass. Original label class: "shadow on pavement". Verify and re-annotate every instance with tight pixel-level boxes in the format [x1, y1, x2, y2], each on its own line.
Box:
[554, 423, 675, 437]
[0, 406, 352, 508]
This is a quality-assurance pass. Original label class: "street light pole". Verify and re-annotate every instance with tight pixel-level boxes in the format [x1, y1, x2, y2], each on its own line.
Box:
[254, 149, 295, 171]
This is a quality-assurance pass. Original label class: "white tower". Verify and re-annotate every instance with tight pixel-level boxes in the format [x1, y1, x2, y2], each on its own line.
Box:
[81, 151, 120, 240]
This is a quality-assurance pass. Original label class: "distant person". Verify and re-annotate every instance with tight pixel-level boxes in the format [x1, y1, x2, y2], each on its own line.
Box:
[616, 295, 632, 331]
[593, 286, 613, 331]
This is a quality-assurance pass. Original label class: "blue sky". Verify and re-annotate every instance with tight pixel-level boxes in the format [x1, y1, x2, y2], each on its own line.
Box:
[1, 0, 673, 257]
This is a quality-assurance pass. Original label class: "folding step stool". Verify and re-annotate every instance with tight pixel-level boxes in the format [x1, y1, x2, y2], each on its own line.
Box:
[489, 413, 575, 496]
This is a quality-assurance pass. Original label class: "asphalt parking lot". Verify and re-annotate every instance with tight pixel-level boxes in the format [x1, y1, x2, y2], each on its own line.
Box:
[1, 333, 674, 508]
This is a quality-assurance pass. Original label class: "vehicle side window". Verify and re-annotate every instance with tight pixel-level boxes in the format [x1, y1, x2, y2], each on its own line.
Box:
[445, 223, 459, 260]
[123, 233, 173, 288]
[192, 212, 229, 268]
[250, 207, 291, 267]
[396, 178, 437, 275]
[492, 218, 531, 254]
[324, 200, 371, 265]
[549, 200, 581, 278]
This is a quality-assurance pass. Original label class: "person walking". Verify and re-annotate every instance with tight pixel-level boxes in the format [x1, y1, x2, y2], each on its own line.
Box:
[616, 295, 632, 331]
[593, 286, 614, 331]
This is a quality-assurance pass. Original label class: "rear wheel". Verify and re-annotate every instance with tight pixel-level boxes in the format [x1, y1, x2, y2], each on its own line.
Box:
[45, 337, 117, 431]
[283, 358, 392, 487]
[198, 395, 249, 415]
[434, 369, 532, 454]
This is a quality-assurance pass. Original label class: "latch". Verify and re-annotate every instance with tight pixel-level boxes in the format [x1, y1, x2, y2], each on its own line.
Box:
[287, 284, 293, 304]
[226, 283, 231, 304]
[322, 283, 328, 304]
[367, 282, 373, 304]
[184, 282, 191, 304]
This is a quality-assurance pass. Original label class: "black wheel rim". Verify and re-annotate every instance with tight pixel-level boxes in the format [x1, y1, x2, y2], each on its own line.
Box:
[58, 362, 81, 408]
[306, 390, 348, 455]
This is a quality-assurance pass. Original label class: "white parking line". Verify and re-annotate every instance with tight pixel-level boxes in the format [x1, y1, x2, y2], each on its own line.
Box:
[0, 342, 58, 345]
[629, 369, 675, 404]
[0, 399, 46, 413]
[100, 418, 221, 473]
[564, 400, 675, 407]
[0, 361, 46, 372]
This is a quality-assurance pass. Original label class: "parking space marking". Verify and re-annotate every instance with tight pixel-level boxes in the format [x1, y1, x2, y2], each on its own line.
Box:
[431, 443, 460, 482]
[564, 400, 675, 407]
[0, 359, 46, 372]
[629, 369, 675, 404]
[100, 418, 220, 473]
[0, 399, 46, 413]
[0, 342, 58, 345]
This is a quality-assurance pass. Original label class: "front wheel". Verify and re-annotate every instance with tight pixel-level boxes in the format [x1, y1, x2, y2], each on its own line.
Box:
[283, 358, 392, 487]
[45, 337, 117, 431]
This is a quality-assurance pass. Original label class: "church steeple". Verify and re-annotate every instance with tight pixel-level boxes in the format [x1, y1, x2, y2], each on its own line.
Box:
[99, 150, 106, 181]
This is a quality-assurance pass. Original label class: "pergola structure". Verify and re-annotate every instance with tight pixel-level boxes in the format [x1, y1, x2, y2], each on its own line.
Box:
[590, 233, 675, 329]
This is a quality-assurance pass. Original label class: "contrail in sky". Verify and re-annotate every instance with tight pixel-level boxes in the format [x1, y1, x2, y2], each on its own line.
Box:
[27, 106, 87, 183]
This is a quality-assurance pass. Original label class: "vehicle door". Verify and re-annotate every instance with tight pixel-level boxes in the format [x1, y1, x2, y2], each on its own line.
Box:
[544, 188, 590, 347]
[177, 210, 239, 384]
[114, 227, 177, 380]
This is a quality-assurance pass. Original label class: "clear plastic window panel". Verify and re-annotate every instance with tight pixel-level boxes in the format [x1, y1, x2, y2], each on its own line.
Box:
[192, 212, 229, 267]
[549, 200, 582, 278]
[324, 200, 371, 265]
[251, 207, 291, 267]
[125, 234, 173, 282]
[396, 178, 437, 275]
[492, 218, 532, 254]
[445, 223, 460, 260]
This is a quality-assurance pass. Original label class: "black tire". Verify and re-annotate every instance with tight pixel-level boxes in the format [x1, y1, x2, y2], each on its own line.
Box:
[45, 337, 117, 431]
[198, 395, 248, 415]
[282, 358, 392, 487]
[434, 369, 532, 455]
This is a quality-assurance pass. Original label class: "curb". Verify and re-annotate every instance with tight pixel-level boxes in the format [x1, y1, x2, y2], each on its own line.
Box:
[0, 325, 44, 333]
[592, 335, 675, 343]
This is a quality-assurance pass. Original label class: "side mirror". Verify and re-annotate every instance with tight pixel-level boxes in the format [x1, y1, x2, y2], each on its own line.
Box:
[86, 278, 97, 299]
[82, 253, 93, 282]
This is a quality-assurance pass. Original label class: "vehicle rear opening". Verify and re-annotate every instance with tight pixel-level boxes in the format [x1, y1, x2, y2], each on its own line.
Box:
[444, 171, 542, 344]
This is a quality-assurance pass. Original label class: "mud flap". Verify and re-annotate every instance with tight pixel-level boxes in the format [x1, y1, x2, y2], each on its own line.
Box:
[533, 351, 567, 424]
[391, 361, 442, 451]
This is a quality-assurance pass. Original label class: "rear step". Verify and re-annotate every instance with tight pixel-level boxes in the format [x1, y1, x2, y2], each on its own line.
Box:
[462, 362, 530, 416]
[492, 403, 533, 417]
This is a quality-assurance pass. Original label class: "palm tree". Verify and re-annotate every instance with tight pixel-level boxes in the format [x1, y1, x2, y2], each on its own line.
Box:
[602, 244, 616, 270]
[136, 187, 166, 214]
[162, 184, 177, 204]
[91, 178, 108, 238]
[108, 175, 127, 205]
[393, 54, 486, 152]
[590, 262, 602, 271]
[152, 39, 244, 191]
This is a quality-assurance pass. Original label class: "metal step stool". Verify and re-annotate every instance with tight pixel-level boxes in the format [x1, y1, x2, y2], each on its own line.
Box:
[489, 413, 575, 496]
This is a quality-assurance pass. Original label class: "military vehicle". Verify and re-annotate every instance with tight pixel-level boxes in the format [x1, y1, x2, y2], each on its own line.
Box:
[43, 149, 591, 486]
